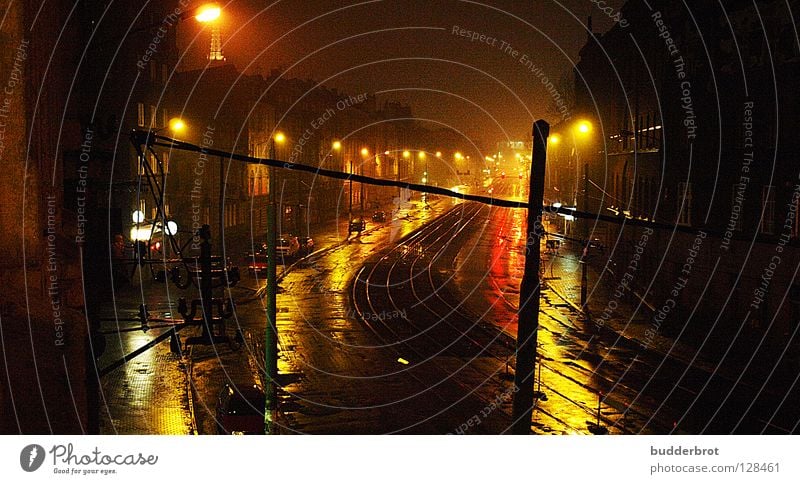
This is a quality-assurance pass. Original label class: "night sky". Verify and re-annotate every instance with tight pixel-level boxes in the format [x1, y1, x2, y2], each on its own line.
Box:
[177, 0, 625, 144]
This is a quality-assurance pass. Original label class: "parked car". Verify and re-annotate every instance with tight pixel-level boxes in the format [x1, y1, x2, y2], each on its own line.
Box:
[276, 234, 300, 259]
[372, 210, 387, 222]
[245, 243, 269, 274]
[349, 217, 366, 234]
[297, 236, 315, 256]
[215, 383, 265, 435]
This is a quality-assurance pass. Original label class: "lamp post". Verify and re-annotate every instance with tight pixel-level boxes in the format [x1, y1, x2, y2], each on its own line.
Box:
[572, 120, 592, 315]
[264, 131, 284, 434]
[360, 147, 369, 215]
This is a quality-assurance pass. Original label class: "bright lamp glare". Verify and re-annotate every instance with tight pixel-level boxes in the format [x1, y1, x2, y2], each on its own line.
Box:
[130, 227, 152, 242]
[577, 121, 592, 134]
[195, 5, 221, 22]
[132, 210, 145, 223]
[168, 118, 186, 133]
[166, 221, 178, 236]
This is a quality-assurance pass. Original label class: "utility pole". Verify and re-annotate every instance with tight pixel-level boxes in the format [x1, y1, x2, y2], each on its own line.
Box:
[219, 156, 225, 247]
[581, 163, 589, 314]
[511, 119, 549, 434]
[264, 139, 279, 434]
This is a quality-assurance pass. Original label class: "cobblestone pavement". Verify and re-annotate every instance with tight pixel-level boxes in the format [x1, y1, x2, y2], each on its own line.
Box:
[97, 294, 194, 435]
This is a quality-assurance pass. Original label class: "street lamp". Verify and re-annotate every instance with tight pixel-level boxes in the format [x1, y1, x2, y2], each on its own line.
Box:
[194, 4, 221, 22]
[570, 119, 593, 315]
[332, 140, 342, 151]
[195, 3, 224, 61]
[168, 117, 186, 135]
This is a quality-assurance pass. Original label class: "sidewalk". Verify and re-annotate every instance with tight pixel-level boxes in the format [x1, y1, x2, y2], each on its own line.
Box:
[97, 280, 195, 435]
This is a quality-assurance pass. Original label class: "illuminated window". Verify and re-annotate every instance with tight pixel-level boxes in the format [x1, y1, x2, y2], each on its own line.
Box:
[760, 185, 775, 234]
[161, 64, 168, 84]
[162, 152, 169, 174]
[150, 105, 157, 127]
[677, 181, 692, 226]
[137, 103, 145, 127]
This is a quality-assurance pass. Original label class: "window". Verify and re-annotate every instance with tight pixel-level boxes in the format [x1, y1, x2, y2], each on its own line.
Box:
[150, 105, 157, 127]
[760, 185, 775, 234]
[161, 152, 169, 174]
[677, 181, 692, 226]
[149, 61, 157, 81]
[162, 109, 168, 129]
[137, 103, 145, 127]
[161, 64, 168, 84]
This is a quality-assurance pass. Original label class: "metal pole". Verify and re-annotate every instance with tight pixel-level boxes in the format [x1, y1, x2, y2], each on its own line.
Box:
[265, 140, 279, 434]
[349, 160, 353, 218]
[511, 119, 549, 434]
[219, 156, 224, 245]
[581, 163, 589, 314]
[200, 224, 213, 340]
[360, 158, 365, 215]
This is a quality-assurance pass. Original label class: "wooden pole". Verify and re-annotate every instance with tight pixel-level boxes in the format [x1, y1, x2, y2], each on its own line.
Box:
[511, 120, 549, 434]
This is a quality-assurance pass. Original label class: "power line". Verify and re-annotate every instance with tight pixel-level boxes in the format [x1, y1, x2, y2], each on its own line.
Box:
[133, 130, 707, 237]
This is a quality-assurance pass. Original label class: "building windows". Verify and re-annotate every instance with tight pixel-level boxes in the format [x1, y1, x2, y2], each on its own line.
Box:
[150, 105, 158, 127]
[677, 181, 692, 226]
[161, 64, 169, 84]
[760, 185, 775, 234]
[137, 102, 145, 127]
[162, 109, 168, 129]
[161, 152, 169, 174]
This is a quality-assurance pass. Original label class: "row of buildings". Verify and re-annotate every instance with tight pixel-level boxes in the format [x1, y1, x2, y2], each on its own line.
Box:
[549, 0, 800, 363]
[0, 0, 472, 433]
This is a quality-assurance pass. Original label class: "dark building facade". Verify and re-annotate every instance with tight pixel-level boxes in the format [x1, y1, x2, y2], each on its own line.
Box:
[556, 0, 800, 364]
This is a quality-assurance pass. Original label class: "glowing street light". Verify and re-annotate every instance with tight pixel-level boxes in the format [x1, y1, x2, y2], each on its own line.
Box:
[332, 140, 342, 151]
[360, 147, 369, 157]
[168, 117, 186, 134]
[454, 152, 463, 161]
[576, 120, 592, 135]
[435, 151, 442, 158]
[550, 133, 561, 145]
[132, 210, 145, 224]
[274, 132, 286, 144]
[417, 151, 426, 160]
[195, 4, 221, 23]
[402, 150, 411, 159]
